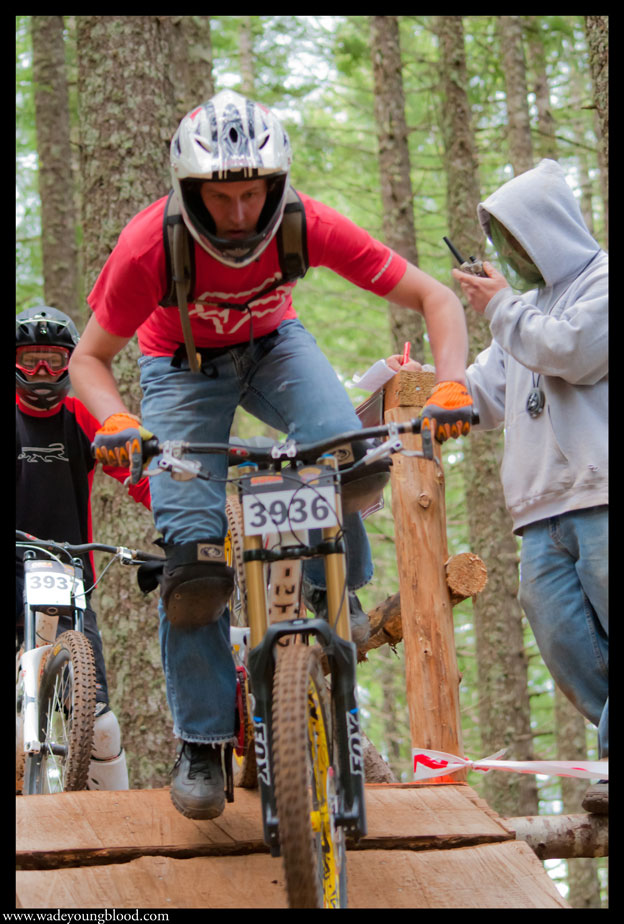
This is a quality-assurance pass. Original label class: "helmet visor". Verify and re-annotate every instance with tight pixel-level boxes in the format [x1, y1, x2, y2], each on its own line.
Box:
[16, 345, 71, 375]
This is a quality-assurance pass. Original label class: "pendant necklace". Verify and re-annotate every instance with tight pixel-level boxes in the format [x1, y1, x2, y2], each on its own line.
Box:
[525, 286, 560, 419]
[526, 374, 545, 418]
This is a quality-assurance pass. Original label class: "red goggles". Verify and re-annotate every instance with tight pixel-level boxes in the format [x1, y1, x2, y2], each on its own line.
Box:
[16, 345, 71, 376]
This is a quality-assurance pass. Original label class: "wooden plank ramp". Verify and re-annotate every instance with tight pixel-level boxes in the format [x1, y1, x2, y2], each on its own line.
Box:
[16, 783, 568, 909]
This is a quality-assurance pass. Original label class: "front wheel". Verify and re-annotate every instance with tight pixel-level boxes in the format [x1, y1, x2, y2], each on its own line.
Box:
[23, 630, 96, 794]
[272, 643, 347, 908]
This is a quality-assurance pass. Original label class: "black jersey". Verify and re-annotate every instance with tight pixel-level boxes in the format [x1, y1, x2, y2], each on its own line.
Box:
[16, 395, 150, 588]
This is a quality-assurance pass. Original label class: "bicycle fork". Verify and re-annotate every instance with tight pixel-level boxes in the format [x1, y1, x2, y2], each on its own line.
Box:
[243, 530, 367, 856]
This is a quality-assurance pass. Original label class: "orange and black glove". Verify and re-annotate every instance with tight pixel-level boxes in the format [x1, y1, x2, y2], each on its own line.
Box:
[421, 381, 474, 442]
[92, 412, 155, 484]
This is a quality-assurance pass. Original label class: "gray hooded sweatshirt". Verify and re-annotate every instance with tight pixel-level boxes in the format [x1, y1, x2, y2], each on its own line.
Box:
[466, 159, 608, 533]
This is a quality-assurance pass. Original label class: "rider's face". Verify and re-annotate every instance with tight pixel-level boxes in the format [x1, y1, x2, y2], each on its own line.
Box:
[200, 179, 268, 240]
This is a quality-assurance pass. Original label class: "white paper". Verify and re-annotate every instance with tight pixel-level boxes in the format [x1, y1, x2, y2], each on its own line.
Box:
[352, 359, 396, 392]
[352, 359, 436, 392]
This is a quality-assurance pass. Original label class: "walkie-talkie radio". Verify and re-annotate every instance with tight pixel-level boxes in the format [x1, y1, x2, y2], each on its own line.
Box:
[443, 237, 487, 277]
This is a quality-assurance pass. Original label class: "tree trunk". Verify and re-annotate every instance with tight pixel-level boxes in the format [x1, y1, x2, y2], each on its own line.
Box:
[370, 15, 424, 361]
[168, 16, 214, 121]
[239, 16, 255, 95]
[31, 16, 80, 321]
[504, 812, 608, 861]
[524, 17, 557, 162]
[497, 16, 534, 174]
[433, 15, 538, 817]
[584, 16, 608, 247]
[76, 15, 178, 788]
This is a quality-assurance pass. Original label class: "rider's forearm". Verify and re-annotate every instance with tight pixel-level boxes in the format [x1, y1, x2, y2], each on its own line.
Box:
[68, 314, 134, 425]
[69, 349, 131, 424]
[385, 263, 468, 385]
[421, 290, 468, 385]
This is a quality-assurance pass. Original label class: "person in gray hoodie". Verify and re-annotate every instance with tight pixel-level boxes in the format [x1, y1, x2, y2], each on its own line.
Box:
[389, 159, 608, 812]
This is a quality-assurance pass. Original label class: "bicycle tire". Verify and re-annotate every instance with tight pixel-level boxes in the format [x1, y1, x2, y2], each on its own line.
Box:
[16, 649, 25, 794]
[272, 643, 347, 909]
[225, 496, 257, 789]
[23, 630, 96, 794]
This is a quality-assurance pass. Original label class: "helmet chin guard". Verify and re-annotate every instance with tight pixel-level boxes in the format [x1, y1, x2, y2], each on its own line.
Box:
[170, 90, 292, 268]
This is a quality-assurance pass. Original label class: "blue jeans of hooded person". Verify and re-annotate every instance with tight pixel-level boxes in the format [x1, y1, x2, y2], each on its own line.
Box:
[518, 506, 608, 758]
[139, 319, 373, 744]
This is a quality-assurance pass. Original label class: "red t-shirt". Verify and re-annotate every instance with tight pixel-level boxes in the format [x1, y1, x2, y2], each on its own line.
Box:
[88, 191, 407, 355]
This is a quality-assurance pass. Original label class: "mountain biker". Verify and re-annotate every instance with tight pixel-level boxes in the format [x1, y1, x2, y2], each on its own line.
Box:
[68, 89, 474, 820]
[16, 306, 151, 791]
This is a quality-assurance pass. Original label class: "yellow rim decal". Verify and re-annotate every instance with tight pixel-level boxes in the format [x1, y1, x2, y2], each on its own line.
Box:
[307, 679, 341, 908]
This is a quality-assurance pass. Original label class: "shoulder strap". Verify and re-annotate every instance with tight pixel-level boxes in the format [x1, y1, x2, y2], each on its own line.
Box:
[158, 185, 308, 369]
[276, 186, 309, 282]
[160, 190, 195, 308]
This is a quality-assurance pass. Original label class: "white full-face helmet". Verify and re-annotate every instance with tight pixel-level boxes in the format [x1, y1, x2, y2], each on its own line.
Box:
[170, 89, 292, 268]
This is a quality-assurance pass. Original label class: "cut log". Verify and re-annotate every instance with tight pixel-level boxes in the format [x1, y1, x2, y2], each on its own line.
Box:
[358, 592, 403, 660]
[504, 813, 608, 860]
[357, 554, 487, 660]
[445, 552, 488, 606]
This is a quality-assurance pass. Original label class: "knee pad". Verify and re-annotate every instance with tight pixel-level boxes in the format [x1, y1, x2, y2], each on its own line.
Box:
[160, 541, 235, 628]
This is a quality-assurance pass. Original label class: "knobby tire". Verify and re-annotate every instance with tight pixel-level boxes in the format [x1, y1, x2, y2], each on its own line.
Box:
[24, 630, 96, 794]
[272, 643, 347, 909]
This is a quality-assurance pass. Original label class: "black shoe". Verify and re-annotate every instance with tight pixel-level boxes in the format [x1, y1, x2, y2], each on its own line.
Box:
[303, 584, 371, 645]
[170, 741, 225, 820]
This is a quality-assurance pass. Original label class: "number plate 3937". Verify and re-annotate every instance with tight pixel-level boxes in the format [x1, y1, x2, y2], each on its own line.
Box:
[24, 561, 75, 607]
[242, 486, 337, 535]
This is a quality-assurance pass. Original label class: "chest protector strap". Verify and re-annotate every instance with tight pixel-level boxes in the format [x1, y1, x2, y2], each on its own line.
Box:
[160, 187, 308, 372]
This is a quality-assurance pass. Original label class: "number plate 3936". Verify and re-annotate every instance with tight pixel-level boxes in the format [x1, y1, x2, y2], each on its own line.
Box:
[242, 486, 337, 535]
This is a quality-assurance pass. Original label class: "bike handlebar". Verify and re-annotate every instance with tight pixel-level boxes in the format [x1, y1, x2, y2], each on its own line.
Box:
[141, 411, 479, 468]
[15, 530, 164, 564]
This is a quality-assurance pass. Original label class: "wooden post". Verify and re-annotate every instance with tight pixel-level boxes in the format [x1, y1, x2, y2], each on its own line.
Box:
[383, 370, 466, 782]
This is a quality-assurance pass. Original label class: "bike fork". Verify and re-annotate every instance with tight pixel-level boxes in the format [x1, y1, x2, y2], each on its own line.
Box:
[247, 619, 367, 855]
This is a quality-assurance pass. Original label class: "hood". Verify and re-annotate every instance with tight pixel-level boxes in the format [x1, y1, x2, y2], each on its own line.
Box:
[477, 159, 601, 288]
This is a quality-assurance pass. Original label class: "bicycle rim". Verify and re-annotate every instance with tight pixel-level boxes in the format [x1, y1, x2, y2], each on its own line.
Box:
[26, 630, 96, 794]
[272, 643, 346, 909]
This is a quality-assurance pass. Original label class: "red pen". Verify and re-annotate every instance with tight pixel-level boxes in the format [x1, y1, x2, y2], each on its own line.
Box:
[401, 341, 411, 365]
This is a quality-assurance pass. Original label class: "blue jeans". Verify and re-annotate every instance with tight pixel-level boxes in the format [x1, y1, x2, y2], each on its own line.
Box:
[518, 506, 608, 757]
[139, 319, 373, 742]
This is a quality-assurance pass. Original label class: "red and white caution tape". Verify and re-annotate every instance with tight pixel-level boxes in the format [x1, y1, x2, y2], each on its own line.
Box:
[412, 748, 608, 782]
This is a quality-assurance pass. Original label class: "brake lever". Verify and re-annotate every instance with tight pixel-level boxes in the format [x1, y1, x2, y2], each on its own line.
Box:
[149, 441, 202, 481]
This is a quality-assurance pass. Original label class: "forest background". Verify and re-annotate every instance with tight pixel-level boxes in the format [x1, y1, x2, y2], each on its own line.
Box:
[16, 15, 608, 907]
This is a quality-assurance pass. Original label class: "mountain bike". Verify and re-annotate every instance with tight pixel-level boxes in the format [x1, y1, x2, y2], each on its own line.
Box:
[15, 531, 163, 796]
[142, 413, 460, 908]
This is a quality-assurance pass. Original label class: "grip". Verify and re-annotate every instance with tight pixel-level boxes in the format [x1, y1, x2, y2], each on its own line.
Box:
[142, 437, 161, 461]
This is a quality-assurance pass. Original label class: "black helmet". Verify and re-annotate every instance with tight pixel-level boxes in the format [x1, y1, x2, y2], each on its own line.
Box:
[16, 307, 80, 411]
